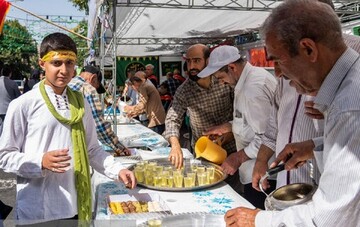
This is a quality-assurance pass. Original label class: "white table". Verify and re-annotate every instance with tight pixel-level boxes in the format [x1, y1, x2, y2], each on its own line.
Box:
[93, 168, 254, 226]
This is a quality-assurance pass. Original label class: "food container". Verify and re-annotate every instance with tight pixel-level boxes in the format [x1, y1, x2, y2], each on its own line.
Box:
[129, 158, 227, 192]
[108, 193, 172, 221]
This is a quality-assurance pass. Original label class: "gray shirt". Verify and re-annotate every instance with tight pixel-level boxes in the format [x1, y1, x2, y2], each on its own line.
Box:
[0, 76, 21, 115]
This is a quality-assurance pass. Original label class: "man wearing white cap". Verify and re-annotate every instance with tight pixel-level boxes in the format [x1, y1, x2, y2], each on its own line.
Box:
[198, 45, 277, 208]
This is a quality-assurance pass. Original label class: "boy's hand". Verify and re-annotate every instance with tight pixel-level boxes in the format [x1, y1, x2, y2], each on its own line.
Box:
[118, 169, 137, 189]
[42, 148, 71, 173]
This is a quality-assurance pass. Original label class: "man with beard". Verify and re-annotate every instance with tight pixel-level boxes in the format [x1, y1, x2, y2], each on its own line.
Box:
[198, 45, 277, 208]
[164, 44, 241, 192]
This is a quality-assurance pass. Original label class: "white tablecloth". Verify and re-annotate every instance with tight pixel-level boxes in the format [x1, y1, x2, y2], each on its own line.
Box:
[94, 123, 253, 226]
[93, 170, 254, 226]
[115, 124, 169, 150]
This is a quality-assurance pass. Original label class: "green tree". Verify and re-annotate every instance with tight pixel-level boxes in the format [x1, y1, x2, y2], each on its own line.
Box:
[0, 20, 38, 79]
[69, 0, 89, 14]
[69, 19, 89, 68]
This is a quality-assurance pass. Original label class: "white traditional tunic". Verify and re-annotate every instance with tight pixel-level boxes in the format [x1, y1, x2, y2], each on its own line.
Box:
[231, 62, 277, 184]
[0, 85, 125, 225]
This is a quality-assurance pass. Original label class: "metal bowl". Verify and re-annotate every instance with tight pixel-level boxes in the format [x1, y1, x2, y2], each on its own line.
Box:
[265, 183, 316, 211]
[129, 158, 228, 192]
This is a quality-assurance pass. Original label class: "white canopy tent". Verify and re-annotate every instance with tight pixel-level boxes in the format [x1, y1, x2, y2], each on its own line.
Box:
[87, 0, 360, 57]
[111, 7, 271, 56]
[86, 0, 360, 128]
[89, 0, 285, 57]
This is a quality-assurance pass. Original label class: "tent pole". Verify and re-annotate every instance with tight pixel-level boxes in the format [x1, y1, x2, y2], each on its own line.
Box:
[112, 0, 118, 132]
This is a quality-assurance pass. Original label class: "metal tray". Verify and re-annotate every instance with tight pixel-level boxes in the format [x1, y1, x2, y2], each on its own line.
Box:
[129, 158, 227, 192]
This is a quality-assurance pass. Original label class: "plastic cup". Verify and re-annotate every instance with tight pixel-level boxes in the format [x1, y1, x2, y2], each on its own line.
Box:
[174, 174, 184, 188]
[148, 161, 157, 169]
[164, 166, 173, 175]
[134, 166, 144, 183]
[167, 176, 174, 188]
[187, 172, 196, 186]
[196, 165, 206, 174]
[190, 164, 198, 173]
[160, 171, 170, 186]
[145, 171, 154, 185]
[197, 172, 207, 186]
[155, 165, 164, 173]
[207, 166, 215, 180]
[153, 176, 162, 187]
[173, 169, 183, 177]
[184, 176, 193, 187]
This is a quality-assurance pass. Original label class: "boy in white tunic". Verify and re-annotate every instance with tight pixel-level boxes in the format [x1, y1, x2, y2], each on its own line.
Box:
[0, 33, 136, 226]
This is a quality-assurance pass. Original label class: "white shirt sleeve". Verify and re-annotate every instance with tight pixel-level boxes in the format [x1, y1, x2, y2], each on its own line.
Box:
[255, 203, 316, 227]
[0, 98, 44, 178]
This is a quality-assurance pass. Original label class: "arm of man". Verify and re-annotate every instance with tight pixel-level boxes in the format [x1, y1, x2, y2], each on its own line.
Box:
[203, 122, 232, 136]
[252, 144, 275, 191]
[128, 87, 148, 116]
[269, 140, 315, 170]
[83, 85, 130, 155]
[84, 101, 136, 188]
[164, 89, 188, 169]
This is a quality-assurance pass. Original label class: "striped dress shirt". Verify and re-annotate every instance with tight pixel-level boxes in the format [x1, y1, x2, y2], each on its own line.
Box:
[256, 48, 360, 227]
[262, 77, 323, 187]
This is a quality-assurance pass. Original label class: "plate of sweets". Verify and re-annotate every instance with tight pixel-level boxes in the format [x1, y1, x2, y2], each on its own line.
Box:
[108, 192, 172, 221]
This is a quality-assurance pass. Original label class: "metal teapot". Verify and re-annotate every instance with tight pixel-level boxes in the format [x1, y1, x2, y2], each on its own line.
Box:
[259, 162, 317, 211]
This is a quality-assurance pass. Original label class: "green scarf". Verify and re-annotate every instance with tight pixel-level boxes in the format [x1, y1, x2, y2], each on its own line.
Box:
[39, 80, 92, 222]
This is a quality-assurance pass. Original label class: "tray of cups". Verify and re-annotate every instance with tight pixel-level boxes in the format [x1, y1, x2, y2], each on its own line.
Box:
[130, 158, 228, 191]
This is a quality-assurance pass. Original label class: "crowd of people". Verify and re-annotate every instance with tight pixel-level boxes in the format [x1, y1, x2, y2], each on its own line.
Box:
[0, 0, 360, 226]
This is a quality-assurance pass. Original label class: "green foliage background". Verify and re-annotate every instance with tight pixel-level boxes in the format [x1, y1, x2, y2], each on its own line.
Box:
[69, 0, 89, 14]
[69, 20, 89, 68]
[0, 1, 89, 78]
[0, 20, 38, 79]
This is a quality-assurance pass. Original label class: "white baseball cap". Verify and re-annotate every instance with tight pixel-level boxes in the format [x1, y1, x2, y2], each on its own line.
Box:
[197, 45, 241, 78]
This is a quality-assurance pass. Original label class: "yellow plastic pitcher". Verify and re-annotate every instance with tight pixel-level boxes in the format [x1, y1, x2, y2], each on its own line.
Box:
[194, 136, 227, 164]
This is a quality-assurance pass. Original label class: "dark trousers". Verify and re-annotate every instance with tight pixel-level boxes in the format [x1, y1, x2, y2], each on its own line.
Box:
[0, 200, 12, 227]
[149, 124, 165, 135]
[0, 114, 5, 136]
[244, 180, 277, 210]
[16, 215, 79, 227]
[225, 170, 243, 195]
